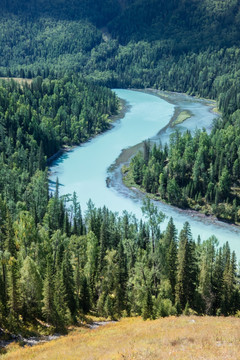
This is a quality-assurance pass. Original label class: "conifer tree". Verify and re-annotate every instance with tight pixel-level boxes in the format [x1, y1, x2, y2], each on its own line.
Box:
[62, 251, 76, 316]
[42, 258, 55, 324]
[142, 286, 153, 320]
[221, 251, 237, 315]
[78, 273, 90, 313]
[53, 264, 70, 329]
[175, 222, 198, 310]
[98, 219, 108, 275]
[162, 217, 178, 299]
[84, 231, 99, 307]
[115, 240, 128, 316]
[20, 256, 43, 319]
[212, 248, 224, 314]
[7, 256, 20, 317]
[0, 197, 7, 314]
[5, 211, 20, 322]
[198, 237, 217, 314]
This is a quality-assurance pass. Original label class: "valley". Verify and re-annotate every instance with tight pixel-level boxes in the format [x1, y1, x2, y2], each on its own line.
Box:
[0, 1, 240, 356]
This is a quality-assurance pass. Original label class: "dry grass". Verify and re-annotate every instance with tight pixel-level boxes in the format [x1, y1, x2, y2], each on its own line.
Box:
[0, 77, 32, 86]
[2, 316, 240, 360]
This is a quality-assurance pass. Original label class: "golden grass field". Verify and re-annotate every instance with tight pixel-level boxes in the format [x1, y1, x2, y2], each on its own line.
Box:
[1, 316, 240, 360]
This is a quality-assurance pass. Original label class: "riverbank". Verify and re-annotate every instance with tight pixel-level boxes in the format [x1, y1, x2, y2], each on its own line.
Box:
[109, 87, 218, 173]
[108, 89, 240, 228]
[0, 316, 113, 351]
[116, 90, 239, 227]
[49, 88, 240, 258]
[47, 96, 129, 170]
[122, 164, 240, 227]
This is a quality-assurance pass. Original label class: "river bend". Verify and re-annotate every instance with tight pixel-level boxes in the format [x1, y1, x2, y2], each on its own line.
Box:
[49, 89, 240, 258]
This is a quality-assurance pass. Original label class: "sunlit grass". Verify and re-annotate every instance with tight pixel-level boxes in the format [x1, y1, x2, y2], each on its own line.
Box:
[2, 316, 240, 360]
[171, 110, 192, 126]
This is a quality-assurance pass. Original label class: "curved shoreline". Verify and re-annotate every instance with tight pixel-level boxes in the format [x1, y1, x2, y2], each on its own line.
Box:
[47, 97, 130, 171]
[122, 175, 240, 231]
[107, 89, 240, 231]
[49, 88, 240, 258]
[108, 88, 218, 169]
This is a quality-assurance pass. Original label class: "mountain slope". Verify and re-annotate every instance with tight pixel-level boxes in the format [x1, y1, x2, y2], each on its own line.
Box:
[108, 0, 240, 50]
[2, 317, 240, 360]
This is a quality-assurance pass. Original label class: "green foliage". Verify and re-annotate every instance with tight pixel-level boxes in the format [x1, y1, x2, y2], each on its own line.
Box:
[128, 121, 240, 223]
[1, 187, 240, 332]
[0, 76, 118, 217]
[20, 256, 43, 319]
[0, 0, 240, 334]
[142, 287, 153, 320]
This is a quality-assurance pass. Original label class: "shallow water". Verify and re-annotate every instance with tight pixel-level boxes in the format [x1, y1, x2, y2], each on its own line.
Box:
[49, 89, 240, 258]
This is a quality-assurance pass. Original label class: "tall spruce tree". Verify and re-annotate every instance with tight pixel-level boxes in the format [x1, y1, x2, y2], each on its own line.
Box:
[62, 251, 76, 317]
[175, 222, 198, 311]
[162, 217, 178, 299]
[42, 257, 55, 324]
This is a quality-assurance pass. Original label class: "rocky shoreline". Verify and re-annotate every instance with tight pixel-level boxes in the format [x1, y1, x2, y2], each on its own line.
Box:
[0, 321, 115, 350]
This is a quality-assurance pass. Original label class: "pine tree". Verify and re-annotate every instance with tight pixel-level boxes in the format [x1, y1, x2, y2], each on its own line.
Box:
[7, 257, 20, 317]
[198, 237, 217, 314]
[175, 222, 198, 311]
[115, 240, 128, 316]
[0, 197, 7, 315]
[62, 251, 76, 316]
[5, 211, 20, 323]
[221, 251, 237, 315]
[98, 219, 108, 275]
[20, 256, 43, 319]
[78, 273, 90, 313]
[212, 248, 224, 314]
[142, 286, 153, 320]
[84, 231, 99, 307]
[162, 217, 178, 299]
[53, 264, 70, 329]
[5, 211, 16, 258]
[42, 258, 55, 324]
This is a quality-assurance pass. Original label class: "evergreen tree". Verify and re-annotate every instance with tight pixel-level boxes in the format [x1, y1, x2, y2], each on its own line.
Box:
[115, 240, 128, 316]
[162, 217, 178, 299]
[42, 258, 55, 324]
[62, 251, 76, 316]
[84, 231, 99, 307]
[53, 264, 71, 329]
[221, 251, 237, 315]
[142, 286, 153, 320]
[20, 256, 43, 319]
[175, 222, 198, 311]
[198, 236, 217, 314]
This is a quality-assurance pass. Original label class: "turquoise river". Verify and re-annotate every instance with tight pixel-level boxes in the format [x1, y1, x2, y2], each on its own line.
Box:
[49, 89, 240, 259]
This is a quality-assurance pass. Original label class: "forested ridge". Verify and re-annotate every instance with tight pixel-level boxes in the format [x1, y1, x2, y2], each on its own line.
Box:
[0, 0, 240, 338]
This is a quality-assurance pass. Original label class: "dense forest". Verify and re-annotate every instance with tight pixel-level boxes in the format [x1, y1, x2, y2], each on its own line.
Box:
[126, 115, 240, 223]
[1, 190, 239, 333]
[0, 76, 118, 217]
[0, 0, 240, 336]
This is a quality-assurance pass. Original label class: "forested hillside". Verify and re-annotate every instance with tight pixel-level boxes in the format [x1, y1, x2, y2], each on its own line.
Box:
[0, 76, 117, 215]
[1, 0, 240, 338]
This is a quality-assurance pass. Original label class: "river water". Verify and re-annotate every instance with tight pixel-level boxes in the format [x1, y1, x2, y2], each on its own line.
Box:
[49, 89, 240, 258]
